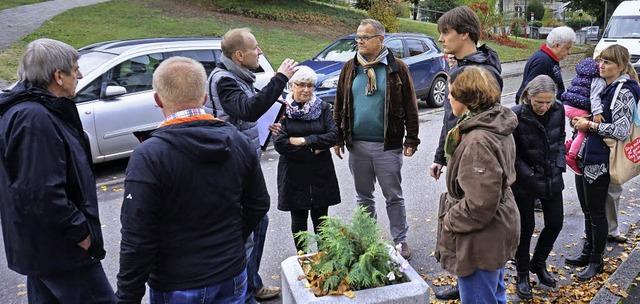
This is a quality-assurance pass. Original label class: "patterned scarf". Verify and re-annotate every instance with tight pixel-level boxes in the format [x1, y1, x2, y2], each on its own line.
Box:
[285, 93, 322, 120]
[356, 46, 389, 96]
[444, 110, 475, 161]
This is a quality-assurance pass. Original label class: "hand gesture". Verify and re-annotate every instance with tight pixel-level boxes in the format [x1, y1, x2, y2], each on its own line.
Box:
[277, 58, 299, 79]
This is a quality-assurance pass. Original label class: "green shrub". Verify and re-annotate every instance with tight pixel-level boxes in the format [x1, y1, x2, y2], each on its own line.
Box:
[525, 0, 544, 21]
[528, 20, 543, 27]
[296, 206, 408, 295]
[565, 18, 592, 30]
[369, 0, 399, 32]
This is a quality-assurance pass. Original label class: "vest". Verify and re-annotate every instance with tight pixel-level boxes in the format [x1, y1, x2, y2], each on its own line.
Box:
[207, 67, 260, 149]
[583, 79, 640, 166]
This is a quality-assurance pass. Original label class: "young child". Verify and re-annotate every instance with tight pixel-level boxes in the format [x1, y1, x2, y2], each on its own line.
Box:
[561, 57, 606, 174]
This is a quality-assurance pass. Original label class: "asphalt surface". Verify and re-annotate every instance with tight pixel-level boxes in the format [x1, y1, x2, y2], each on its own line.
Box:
[2, 1, 640, 304]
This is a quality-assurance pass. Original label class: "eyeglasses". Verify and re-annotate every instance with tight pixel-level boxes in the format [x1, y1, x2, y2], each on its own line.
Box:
[354, 35, 381, 42]
[294, 82, 315, 89]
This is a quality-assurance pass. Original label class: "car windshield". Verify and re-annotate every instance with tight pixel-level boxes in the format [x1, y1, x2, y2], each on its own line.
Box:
[78, 51, 117, 75]
[314, 39, 358, 62]
[604, 16, 640, 38]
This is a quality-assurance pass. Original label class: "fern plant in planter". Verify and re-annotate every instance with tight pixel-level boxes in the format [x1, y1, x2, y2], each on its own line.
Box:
[294, 206, 409, 297]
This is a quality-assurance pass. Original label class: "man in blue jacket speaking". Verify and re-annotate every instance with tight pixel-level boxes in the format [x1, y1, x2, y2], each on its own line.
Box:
[116, 56, 270, 303]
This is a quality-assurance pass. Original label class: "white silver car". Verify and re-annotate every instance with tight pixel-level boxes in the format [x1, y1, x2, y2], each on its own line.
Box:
[74, 37, 275, 163]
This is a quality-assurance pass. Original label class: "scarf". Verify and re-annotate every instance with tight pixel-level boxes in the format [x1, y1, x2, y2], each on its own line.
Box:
[220, 54, 256, 86]
[285, 93, 322, 120]
[356, 46, 389, 96]
[444, 110, 475, 161]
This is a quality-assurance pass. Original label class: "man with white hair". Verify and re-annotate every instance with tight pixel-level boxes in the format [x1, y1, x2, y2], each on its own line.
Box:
[116, 56, 270, 303]
[516, 26, 576, 103]
[0, 38, 115, 303]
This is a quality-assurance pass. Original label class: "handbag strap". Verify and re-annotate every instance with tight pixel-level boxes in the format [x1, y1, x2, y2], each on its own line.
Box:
[609, 79, 627, 111]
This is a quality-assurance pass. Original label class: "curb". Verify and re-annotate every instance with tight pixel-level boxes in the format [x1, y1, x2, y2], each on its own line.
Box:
[591, 241, 640, 303]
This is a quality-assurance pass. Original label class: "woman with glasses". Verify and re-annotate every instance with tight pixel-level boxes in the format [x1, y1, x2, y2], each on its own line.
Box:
[274, 66, 341, 252]
[510, 75, 565, 299]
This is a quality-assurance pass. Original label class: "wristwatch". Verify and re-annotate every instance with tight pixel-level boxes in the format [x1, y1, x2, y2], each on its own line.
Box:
[300, 137, 306, 145]
[589, 122, 597, 132]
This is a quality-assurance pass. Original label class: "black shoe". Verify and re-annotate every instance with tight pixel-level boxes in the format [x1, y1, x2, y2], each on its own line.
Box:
[434, 285, 460, 300]
[565, 254, 590, 267]
[607, 234, 628, 243]
[530, 260, 557, 287]
[577, 262, 604, 281]
[516, 272, 533, 299]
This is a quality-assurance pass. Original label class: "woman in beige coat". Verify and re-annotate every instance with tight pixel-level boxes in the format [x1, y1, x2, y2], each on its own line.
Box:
[435, 66, 520, 303]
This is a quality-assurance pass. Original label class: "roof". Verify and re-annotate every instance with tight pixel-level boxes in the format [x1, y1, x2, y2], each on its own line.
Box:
[79, 37, 221, 55]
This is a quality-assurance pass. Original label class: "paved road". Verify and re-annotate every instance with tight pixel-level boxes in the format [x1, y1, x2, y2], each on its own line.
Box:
[0, 0, 111, 51]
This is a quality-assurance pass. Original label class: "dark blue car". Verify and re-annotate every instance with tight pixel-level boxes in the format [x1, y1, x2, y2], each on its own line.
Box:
[300, 32, 449, 107]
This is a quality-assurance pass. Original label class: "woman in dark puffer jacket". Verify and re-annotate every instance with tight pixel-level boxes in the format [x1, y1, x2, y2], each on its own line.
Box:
[511, 75, 566, 299]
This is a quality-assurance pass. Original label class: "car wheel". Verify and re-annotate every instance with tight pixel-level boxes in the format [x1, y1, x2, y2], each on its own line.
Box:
[426, 76, 446, 108]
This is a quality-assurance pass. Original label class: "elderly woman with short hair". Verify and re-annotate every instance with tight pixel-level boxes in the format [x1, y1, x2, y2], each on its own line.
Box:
[511, 75, 565, 299]
[274, 66, 341, 252]
[435, 65, 520, 303]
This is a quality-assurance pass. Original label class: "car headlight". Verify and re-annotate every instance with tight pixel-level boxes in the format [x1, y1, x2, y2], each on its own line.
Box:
[318, 75, 339, 89]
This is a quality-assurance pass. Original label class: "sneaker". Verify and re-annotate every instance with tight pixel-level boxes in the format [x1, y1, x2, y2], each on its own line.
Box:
[253, 286, 281, 301]
[607, 234, 628, 243]
[566, 154, 583, 175]
[534, 199, 543, 212]
[399, 242, 412, 260]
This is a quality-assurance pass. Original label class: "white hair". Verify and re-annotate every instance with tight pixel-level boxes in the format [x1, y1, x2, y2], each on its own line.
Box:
[289, 66, 317, 84]
[546, 26, 576, 47]
[18, 38, 79, 88]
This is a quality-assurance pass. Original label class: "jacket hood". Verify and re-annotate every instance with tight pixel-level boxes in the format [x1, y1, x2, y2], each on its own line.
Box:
[151, 120, 232, 163]
[460, 105, 517, 137]
[458, 44, 502, 74]
[0, 82, 52, 115]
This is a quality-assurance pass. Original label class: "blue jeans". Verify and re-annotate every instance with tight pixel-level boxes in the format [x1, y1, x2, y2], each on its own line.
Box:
[244, 214, 268, 304]
[150, 269, 247, 304]
[27, 262, 116, 304]
[458, 268, 506, 304]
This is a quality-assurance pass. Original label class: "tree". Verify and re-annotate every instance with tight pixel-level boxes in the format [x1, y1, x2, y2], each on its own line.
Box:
[354, 0, 372, 10]
[420, 0, 457, 23]
[526, 0, 545, 21]
[565, 0, 623, 26]
[369, 0, 400, 32]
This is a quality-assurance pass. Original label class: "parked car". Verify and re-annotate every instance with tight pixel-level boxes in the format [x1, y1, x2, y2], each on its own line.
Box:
[72, 37, 275, 163]
[580, 26, 600, 41]
[299, 33, 449, 107]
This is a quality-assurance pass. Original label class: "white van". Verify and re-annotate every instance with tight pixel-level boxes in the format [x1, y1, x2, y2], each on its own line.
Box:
[594, 0, 640, 72]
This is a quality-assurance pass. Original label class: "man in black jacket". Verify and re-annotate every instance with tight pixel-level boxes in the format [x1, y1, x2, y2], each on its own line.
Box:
[208, 27, 298, 303]
[428, 7, 504, 300]
[116, 56, 270, 303]
[0, 39, 115, 303]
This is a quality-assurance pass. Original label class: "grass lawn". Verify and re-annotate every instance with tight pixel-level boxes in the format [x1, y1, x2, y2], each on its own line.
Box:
[0, 0, 48, 11]
[0, 0, 589, 81]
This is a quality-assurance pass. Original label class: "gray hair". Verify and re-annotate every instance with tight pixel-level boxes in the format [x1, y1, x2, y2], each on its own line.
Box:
[546, 26, 576, 47]
[519, 75, 557, 105]
[360, 19, 386, 36]
[153, 56, 207, 111]
[289, 66, 317, 85]
[18, 38, 79, 88]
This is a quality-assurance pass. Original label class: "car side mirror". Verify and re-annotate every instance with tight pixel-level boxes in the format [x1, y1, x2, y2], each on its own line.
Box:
[104, 85, 127, 98]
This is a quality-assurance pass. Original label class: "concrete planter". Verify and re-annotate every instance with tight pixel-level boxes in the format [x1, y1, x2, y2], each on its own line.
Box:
[280, 255, 429, 304]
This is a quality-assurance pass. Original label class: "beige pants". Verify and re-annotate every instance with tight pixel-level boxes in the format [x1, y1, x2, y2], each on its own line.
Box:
[605, 183, 623, 236]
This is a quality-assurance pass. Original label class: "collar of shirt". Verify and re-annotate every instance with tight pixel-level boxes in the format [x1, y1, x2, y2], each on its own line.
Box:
[163, 108, 207, 123]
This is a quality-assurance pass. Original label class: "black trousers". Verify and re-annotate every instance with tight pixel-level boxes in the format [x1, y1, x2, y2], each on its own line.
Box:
[514, 190, 564, 272]
[575, 173, 609, 261]
[27, 262, 115, 304]
[290, 207, 328, 252]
